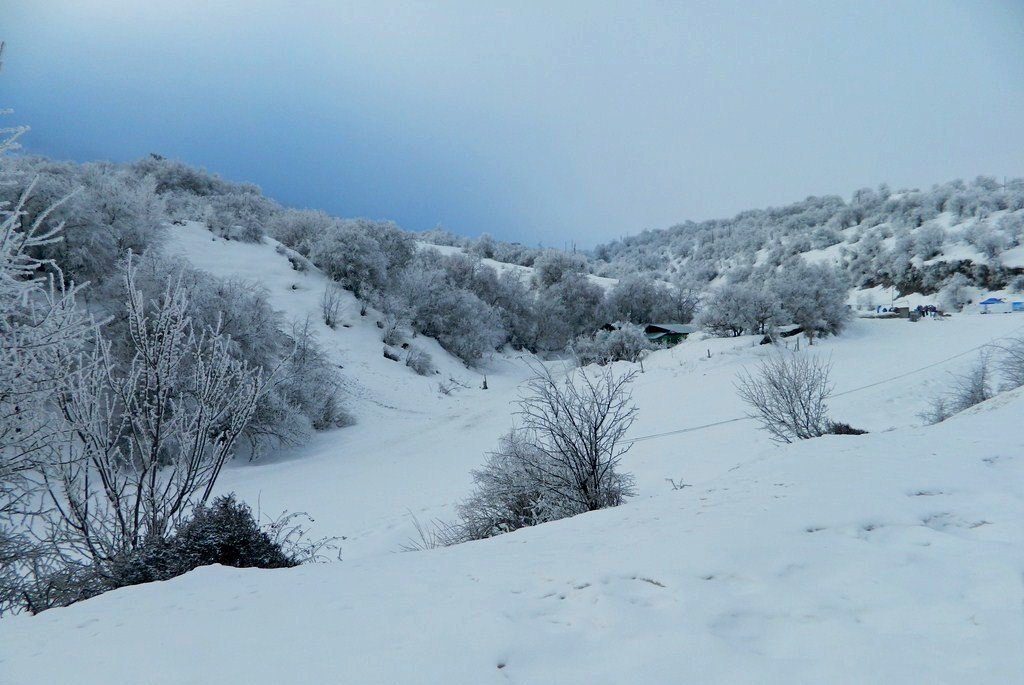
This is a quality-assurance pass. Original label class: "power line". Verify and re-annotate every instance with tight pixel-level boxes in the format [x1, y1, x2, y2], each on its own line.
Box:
[622, 321, 1024, 446]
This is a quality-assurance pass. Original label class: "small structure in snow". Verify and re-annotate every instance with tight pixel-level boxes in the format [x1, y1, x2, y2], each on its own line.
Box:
[978, 297, 1018, 314]
[644, 323, 697, 347]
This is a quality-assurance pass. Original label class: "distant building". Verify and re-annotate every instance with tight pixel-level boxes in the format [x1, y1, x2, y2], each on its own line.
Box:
[643, 323, 697, 346]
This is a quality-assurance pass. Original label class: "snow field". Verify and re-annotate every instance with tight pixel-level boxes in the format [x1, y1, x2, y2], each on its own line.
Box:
[3, 223, 1023, 683]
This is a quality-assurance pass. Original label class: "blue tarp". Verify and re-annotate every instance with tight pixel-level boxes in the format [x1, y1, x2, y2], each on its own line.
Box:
[979, 297, 1003, 305]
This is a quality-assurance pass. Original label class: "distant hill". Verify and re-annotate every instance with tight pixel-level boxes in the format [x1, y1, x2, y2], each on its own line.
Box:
[590, 177, 1024, 298]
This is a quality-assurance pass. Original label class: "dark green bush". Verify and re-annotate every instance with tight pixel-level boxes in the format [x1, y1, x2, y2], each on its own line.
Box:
[111, 494, 297, 587]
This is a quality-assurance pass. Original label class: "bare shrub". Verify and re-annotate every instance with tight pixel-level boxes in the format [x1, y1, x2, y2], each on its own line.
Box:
[321, 283, 344, 329]
[919, 395, 953, 425]
[398, 513, 465, 552]
[404, 346, 434, 376]
[736, 353, 834, 443]
[949, 352, 994, 409]
[260, 509, 343, 564]
[458, 364, 638, 539]
[921, 352, 994, 424]
[994, 336, 1024, 389]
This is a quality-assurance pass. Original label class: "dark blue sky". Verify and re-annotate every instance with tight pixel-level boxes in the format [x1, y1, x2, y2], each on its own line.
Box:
[4, 1, 1023, 247]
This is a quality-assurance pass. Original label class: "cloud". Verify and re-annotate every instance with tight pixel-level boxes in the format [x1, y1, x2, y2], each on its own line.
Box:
[4, 1, 1023, 247]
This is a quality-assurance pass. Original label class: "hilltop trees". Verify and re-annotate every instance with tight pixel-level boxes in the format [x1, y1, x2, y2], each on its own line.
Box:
[699, 262, 848, 342]
[591, 177, 1024, 298]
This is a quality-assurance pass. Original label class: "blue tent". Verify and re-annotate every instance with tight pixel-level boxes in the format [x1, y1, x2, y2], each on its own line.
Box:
[979, 297, 1003, 305]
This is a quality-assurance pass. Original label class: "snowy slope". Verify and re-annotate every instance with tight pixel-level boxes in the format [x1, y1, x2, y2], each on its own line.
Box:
[3, 223, 1024, 683]
[2, 387, 1022, 683]
[161, 222, 1024, 561]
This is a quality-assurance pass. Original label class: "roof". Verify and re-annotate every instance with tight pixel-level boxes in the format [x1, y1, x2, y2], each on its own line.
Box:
[979, 297, 1004, 305]
[645, 323, 698, 335]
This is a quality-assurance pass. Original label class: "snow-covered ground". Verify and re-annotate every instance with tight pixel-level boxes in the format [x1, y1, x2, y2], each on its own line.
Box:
[2, 223, 1023, 683]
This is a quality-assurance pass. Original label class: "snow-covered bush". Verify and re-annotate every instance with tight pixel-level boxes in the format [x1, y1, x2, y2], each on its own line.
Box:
[399, 254, 506, 364]
[207, 189, 279, 242]
[604, 275, 698, 325]
[459, 430, 563, 539]
[699, 282, 781, 338]
[938, 272, 972, 312]
[268, 208, 334, 257]
[572, 323, 654, 366]
[531, 251, 589, 289]
[277, 318, 351, 433]
[532, 273, 606, 351]
[404, 346, 434, 376]
[736, 353, 834, 443]
[459, 365, 638, 539]
[109, 494, 298, 589]
[310, 221, 389, 297]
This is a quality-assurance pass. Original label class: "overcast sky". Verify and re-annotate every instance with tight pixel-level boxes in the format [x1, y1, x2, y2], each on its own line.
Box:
[3, 1, 1023, 247]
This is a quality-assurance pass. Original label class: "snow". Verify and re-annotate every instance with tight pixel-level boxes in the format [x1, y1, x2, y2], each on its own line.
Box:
[800, 242, 844, 266]
[923, 241, 985, 265]
[1000, 245, 1024, 269]
[3, 224, 1024, 682]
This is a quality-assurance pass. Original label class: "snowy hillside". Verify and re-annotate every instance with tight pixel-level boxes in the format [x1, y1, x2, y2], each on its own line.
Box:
[593, 179, 1024, 304]
[3, 222, 1024, 682]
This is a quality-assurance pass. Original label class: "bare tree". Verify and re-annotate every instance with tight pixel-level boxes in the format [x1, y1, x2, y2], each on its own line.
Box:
[36, 258, 266, 575]
[517, 364, 638, 511]
[320, 282, 344, 329]
[736, 353, 834, 443]
[457, 364, 638, 540]
[1, 113, 93, 611]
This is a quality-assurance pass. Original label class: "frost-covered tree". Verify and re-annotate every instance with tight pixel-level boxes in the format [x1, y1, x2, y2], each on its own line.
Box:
[207, 188, 279, 242]
[0, 64, 94, 601]
[938, 272, 972, 312]
[699, 282, 782, 338]
[459, 365, 637, 539]
[768, 261, 849, 343]
[604, 275, 697, 325]
[736, 353, 834, 443]
[268, 209, 334, 257]
[0, 160, 167, 285]
[572, 323, 654, 366]
[37, 259, 265, 573]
